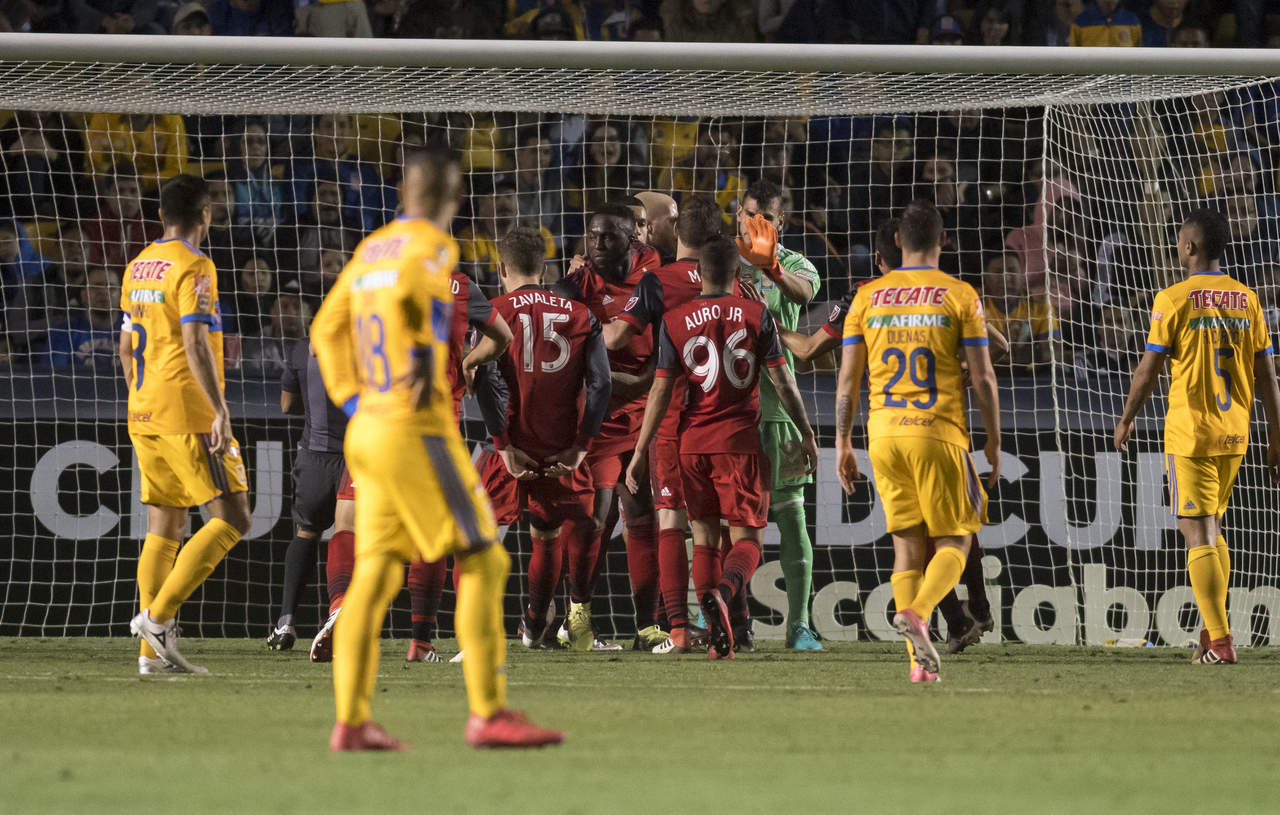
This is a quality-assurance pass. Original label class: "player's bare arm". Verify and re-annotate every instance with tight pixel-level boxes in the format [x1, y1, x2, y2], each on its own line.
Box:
[1253, 352, 1280, 483]
[963, 341, 1003, 488]
[182, 319, 232, 455]
[834, 340, 867, 495]
[779, 325, 839, 362]
[623, 374, 674, 495]
[602, 317, 637, 350]
[764, 363, 819, 473]
[1113, 348, 1168, 452]
[461, 311, 513, 394]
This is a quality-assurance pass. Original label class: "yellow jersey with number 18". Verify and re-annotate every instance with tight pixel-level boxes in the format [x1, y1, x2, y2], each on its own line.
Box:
[842, 266, 988, 449]
[118, 237, 223, 435]
[311, 216, 458, 436]
[1145, 271, 1273, 457]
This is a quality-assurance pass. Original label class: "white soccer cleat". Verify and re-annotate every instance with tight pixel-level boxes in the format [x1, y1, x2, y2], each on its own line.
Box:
[138, 655, 184, 675]
[130, 610, 209, 675]
[450, 650, 466, 663]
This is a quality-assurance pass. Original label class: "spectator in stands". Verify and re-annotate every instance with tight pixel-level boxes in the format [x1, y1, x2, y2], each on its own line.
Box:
[581, 0, 645, 39]
[207, 0, 294, 35]
[0, 219, 52, 359]
[567, 118, 647, 220]
[226, 118, 289, 251]
[1006, 176, 1081, 296]
[1141, 0, 1189, 46]
[33, 224, 94, 323]
[1071, 304, 1137, 380]
[300, 238, 350, 305]
[504, 1, 585, 38]
[915, 147, 985, 279]
[658, 118, 747, 221]
[1029, 0, 1081, 45]
[171, 2, 212, 34]
[786, 186, 850, 297]
[204, 171, 258, 283]
[241, 293, 310, 377]
[295, 0, 373, 36]
[458, 180, 555, 287]
[981, 252, 1058, 375]
[513, 125, 567, 252]
[292, 113, 388, 231]
[228, 254, 276, 337]
[930, 14, 965, 44]
[43, 267, 119, 372]
[1, 111, 75, 219]
[843, 0, 936, 43]
[1172, 20, 1210, 46]
[84, 112, 188, 194]
[71, 0, 165, 33]
[758, 0, 822, 43]
[849, 119, 915, 260]
[294, 170, 364, 284]
[1223, 191, 1280, 272]
[660, 0, 756, 42]
[83, 161, 159, 270]
[969, 1, 1015, 45]
[1069, 0, 1142, 46]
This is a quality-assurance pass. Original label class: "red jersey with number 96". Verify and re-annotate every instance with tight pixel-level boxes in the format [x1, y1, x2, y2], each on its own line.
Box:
[656, 293, 786, 454]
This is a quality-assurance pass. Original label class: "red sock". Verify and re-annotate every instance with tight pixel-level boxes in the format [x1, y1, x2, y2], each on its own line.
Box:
[526, 537, 562, 628]
[325, 530, 355, 613]
[717, 540, 762, 604]
[625, 519, 659, 628]
[691, 545, 722, 604]
[658, 527, 690, 629]
[407, 558, 446, 641]
[562, 518, 599, 604]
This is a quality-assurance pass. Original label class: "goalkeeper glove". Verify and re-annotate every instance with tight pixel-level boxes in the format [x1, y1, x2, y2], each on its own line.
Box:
[736, 214, 783, 282]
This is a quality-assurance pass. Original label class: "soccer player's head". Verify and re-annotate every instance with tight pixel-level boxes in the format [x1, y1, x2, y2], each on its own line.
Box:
[697, 235, 740, 291]
[676, 195, 723, 253]
[1179, 208, 1229, 270]
[617, 195, 649, 244]
[896, 199, 946, 257]
[739, 178, 784, 237]
[401, 145, 463, 224]
[874, 217, 903, 274]
[636, 191, 678, 257]
[158, 173, 212, 236]
[586, 202, 635, 275]
[498, 226, 548, 290]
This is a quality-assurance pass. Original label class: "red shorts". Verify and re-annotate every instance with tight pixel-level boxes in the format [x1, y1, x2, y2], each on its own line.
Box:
[587, 447, 634, 491]
[651, 436, 684, 510]
[522, 465, 594, 531]
[679, 452, 770, 528]
[478, 449, 520, 526]
[336, 466, 355, 501]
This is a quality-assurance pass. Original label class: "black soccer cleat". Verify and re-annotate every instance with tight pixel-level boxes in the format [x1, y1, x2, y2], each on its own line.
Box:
[732, 618, 756, 654]
[700, 590, 734, 660]
[266, 624, 296, 651]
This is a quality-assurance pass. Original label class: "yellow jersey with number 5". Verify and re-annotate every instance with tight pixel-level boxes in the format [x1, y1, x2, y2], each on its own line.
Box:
[1145, 271, 1274, 456]
[842, 266, 988, 449]
[311, 216, 457, 435]
[118, 237, 223, 435]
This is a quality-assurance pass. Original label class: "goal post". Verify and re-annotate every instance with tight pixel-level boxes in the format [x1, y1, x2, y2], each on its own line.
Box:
[1, 34, 1278, 647]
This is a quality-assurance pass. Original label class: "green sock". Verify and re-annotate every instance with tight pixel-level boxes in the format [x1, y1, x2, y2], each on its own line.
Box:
[775, 498, 812, 627]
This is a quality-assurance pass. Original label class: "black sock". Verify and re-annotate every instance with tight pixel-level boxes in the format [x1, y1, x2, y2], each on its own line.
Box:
[961, 552, 991, 621]
[937, 590, 968, 636]
[278, 535, 318, 625]
[411, 619, 434, 642]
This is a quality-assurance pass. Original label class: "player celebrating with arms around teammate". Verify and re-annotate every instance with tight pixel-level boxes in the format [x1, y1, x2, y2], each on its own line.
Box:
[1114, 208, 1280, 665]
[834, 200, 1001, 682]
[625, 236, 819, 659]
[312, 147, 561, 751]
[123, 174, 252, 675]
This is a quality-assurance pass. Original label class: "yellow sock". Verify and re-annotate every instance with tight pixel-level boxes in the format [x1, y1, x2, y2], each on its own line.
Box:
[1188, 544, 1229, 639]
[148, 518, 241, 622]
[890, 570, 922, 668]
[1215, 533, 1231, 620]
[333, 553, 402, 726]
[137, 534, 180, 658]
[456, 544, 511, 718]
[908, 547, 967, 620]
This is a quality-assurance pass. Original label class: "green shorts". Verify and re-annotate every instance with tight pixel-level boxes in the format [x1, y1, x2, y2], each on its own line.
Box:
[761, 419, 813, 504]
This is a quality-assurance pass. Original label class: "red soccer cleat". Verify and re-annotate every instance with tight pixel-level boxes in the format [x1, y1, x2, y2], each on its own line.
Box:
[465, 710, 564, 749]
[699, 589, 735, 660]
[1193, 634, 1238, 665]
[893, 608, 940, 674]
[910, 663, 940, 683]
[329, 721, 412, 752]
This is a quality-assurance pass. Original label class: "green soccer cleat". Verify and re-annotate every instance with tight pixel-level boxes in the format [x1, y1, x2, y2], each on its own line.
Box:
[566, 601, 593, 652]
[632, 624, 670, 651]
[786, 621, 823, 651]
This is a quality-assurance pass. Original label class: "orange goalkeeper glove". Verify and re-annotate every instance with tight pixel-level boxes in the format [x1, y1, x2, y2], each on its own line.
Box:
[736, 214, 782, 281]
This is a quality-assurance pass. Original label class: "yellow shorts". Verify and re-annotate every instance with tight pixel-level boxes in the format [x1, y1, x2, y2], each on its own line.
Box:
[131, 432, 249, 508]
[1166, 453, 1243, 518]
[344, 414, 498, 564]
[868, 436, 986, 538]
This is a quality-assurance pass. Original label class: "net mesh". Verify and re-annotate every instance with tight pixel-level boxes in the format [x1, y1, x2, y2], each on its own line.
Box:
[1, 54, 1278, 646]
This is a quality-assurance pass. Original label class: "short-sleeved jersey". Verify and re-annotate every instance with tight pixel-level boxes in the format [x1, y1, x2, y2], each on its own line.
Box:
[656, 293, 786, 454]
[741, 245, 821, 423]
[1145, 271, 1274, 456]
[311, 216, 458, 436]
[281, 336, 347, 454]
[843, 267, 988, 449]
[119, 237, 223, 435]
[491, 285, 600, 459]
[446, 270, 496, 414]
[984, 297, 1060, 344]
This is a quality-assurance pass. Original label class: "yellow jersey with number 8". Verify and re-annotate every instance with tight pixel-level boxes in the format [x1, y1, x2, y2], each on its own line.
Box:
[842, 267, 988, 449]
[311, 216, 458, 436]
[1145, 271, 1273, 456]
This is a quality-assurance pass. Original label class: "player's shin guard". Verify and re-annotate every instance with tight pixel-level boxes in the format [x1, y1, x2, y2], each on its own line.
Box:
[717, 541, 761, 605]
[527, 537, 563, 633]
[137, 534, 180, 659]
[563, 519, 598, 604]
[333, 553, 403, 725]
[774, 501, 813, 626]
[624, 520, 659, 628]
[691, 545, 722, 603]
[891, 569, 923, 665]
[279, 534, 318, 626]
[326, 530, 355, 613]
[1188, 544, 1230, 640]
[407, 558, 447, 642]
[456, 544, 511, 718]
[148, 518, 241, 622]
[658, 528, 690, 630]
[908, 547, 966, 621]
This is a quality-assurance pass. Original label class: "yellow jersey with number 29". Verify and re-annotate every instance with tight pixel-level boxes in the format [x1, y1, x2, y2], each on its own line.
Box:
[1145, 271, 1273, 457]
[842, 266, 988, 450]
[311, 216, 458, 436]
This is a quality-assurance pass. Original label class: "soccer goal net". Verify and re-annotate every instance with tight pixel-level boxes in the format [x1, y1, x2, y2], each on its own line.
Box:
[1, 35, 1278, 647]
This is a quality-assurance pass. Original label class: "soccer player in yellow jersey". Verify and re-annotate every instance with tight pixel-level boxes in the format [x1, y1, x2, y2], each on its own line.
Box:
[311, 146, 562, 751]
[1114, 209, 1280, 665]
[834, 200, 1002, 682]
[122, 174, 252, 675]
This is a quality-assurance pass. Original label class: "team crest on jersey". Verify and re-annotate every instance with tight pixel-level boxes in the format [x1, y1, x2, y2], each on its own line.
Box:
[1152, 310, 1164, 321]
[828, 304, 841, 322]
[624, 296, 638, 312]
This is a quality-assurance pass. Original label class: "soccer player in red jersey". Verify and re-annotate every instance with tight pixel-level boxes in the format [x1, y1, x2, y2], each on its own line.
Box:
[555, 202, 667, 650]
[625, 236, 819, 658]
[473, 227, 612, 650]
[404, 265, 512, 663]
[606, 195, 723, 652]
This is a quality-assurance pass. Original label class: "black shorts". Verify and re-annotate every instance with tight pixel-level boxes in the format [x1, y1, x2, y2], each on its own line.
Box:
[291, 448, 347, 533]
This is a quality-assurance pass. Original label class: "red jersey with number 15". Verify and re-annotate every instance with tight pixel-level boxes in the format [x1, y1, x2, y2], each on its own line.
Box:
[447, 270, 496, 416]
[656, 293, 786, 454]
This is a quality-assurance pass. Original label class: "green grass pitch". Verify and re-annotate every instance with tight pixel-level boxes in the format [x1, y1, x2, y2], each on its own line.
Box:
[3, 638, 1279, 814]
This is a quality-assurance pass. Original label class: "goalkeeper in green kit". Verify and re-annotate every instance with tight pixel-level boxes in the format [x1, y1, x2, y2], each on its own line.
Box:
[735, 179, 823, 651]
